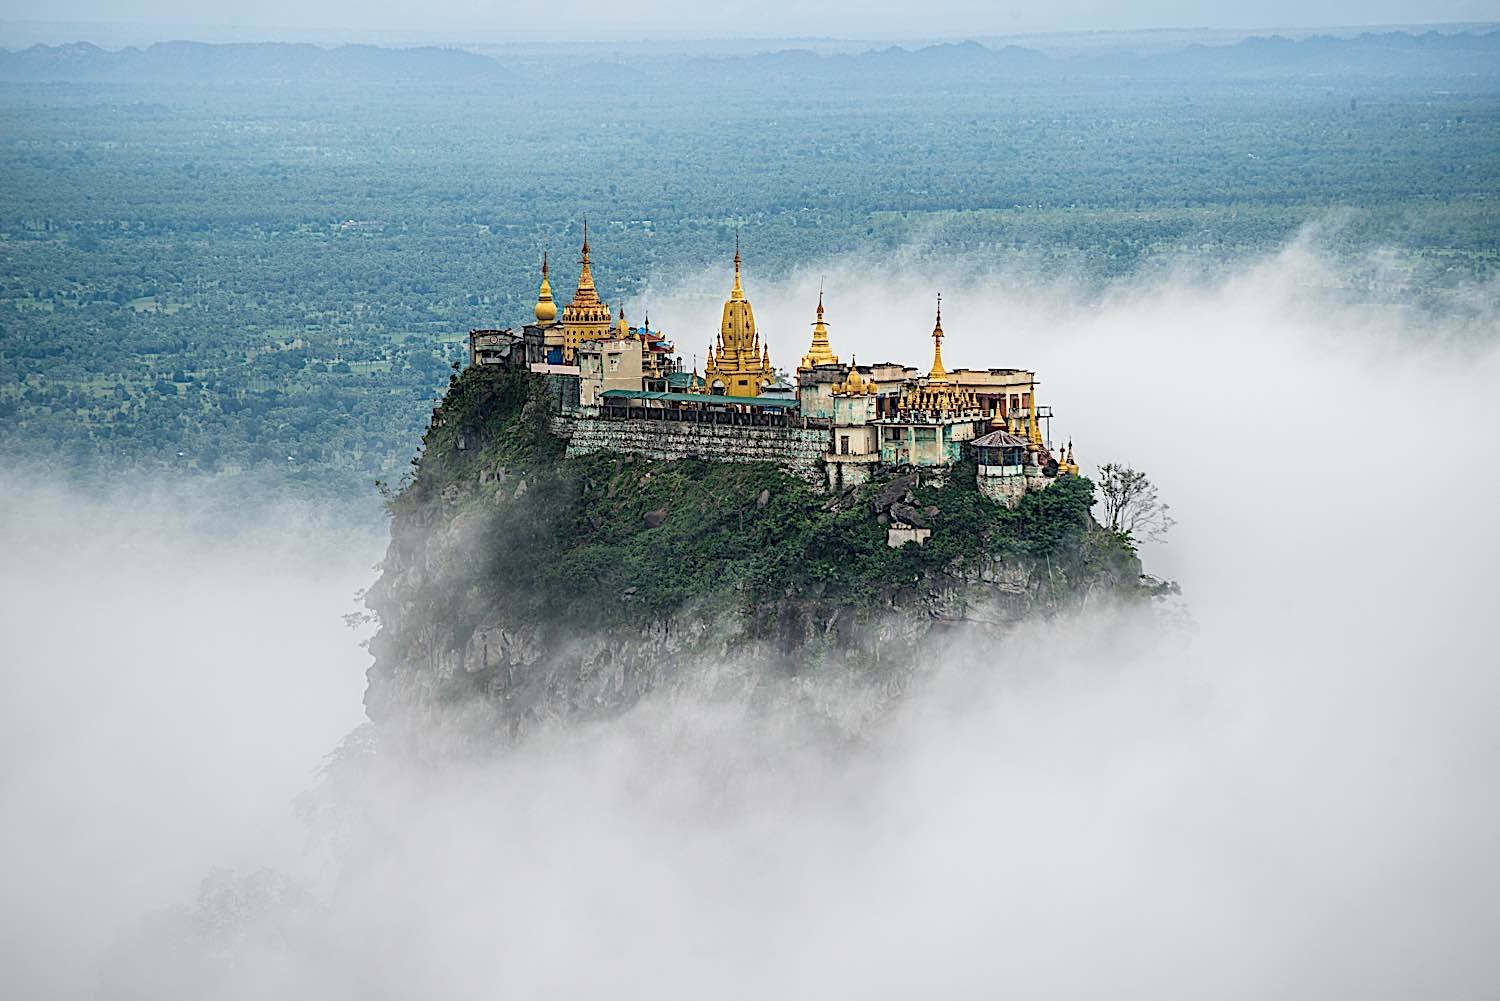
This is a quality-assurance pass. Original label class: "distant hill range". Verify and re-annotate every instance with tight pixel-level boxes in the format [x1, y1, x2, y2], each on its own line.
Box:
[0, 40, 509, 85]
[1, 30, 1496, 86]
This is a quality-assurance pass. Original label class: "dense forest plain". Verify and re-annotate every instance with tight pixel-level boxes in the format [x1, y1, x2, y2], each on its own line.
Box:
[1, 29, 1496, 502]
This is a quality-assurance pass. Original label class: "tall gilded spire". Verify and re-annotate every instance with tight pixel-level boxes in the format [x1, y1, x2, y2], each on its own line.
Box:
[702, 236, 773, 397]
[534, 251, 557, 325]
[800, 285, 838, 368]
[929, 293, 949, 384]
[559, 217, 611, 361]
[894, 293, 975, 416]
[572, 219, 600, 304]
[718, 238, 757, 352]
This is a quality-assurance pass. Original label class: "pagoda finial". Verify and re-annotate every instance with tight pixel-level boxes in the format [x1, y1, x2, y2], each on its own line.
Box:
[732, 233, 743, 296]
[928, 293, 948, 384]
[570, 221, 600, 305]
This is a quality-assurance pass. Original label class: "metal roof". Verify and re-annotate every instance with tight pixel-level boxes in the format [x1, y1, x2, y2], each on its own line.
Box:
[600, 389, 800, 409]
[972, 430, 1031, 447]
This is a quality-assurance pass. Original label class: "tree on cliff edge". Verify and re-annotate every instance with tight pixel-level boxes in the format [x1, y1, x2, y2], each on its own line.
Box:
[1096, 463, 1175, 543]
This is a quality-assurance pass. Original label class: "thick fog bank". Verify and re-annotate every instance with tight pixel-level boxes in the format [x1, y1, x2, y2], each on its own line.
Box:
[4, 238, 1499, 998]
[0, 475, 381, 1000]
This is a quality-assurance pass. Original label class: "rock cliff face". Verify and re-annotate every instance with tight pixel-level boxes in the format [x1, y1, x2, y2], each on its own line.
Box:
[362, 365, 1152, 743]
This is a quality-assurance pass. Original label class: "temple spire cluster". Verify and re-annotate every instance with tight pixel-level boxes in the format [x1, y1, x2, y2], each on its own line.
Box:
[895, 295, 980, 416]
[471, 219, 1079, 518]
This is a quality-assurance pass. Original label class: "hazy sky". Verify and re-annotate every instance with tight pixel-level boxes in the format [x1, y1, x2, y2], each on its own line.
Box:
[4, 0, 1498, 43]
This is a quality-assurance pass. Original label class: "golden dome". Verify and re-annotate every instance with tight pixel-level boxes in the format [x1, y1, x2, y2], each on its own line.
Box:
[843, 355, 864, 392]
[832, 355, 879, 398]
[615, 306, 629, 338]
[534, 251, 558, 325]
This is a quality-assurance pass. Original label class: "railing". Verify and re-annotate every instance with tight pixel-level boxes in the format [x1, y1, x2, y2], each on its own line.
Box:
[599, 403, 830, 430]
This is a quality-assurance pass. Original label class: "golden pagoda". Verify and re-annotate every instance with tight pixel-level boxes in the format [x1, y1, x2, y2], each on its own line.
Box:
[701, 240, 775, 397]
[560, 220, 612, 362]
[533, 251, 559, 326]
[1060, 440, 1079, 475]
[800, 289, 838, 369]
[897, 295, 980, 415]
[832, 354, 876, 396]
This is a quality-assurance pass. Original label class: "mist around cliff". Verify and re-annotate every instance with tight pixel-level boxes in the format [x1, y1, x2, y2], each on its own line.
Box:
[3, 235, 1498, 999]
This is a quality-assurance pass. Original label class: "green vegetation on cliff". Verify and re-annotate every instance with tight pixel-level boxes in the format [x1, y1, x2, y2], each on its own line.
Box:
[377, 366, 1142, 664]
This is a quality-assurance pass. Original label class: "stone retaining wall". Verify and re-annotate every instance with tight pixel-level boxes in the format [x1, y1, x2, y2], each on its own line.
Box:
[551, 416, 829, 487]
[977, 466, 1059, 509]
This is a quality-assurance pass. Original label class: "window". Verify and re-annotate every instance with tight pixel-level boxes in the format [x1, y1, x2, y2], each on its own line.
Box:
[883, 427, 904, 442]
[840, 435, 850, 455]
[607, 354, 620, 372]
[914, 427, 937, 443]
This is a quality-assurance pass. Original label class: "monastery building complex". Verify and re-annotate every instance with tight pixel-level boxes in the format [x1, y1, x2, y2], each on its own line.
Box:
[467, 227, 1080, 537]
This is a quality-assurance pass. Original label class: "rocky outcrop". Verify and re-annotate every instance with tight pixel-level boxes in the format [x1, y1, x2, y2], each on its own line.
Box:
[362, 364, 1151, 745]
[364, 480, 1134, 743]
